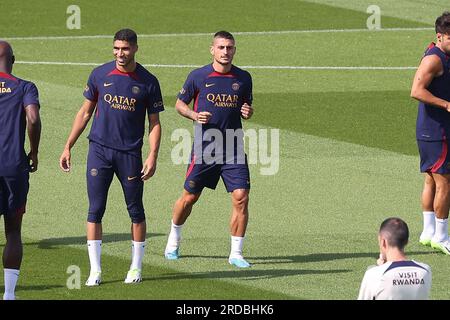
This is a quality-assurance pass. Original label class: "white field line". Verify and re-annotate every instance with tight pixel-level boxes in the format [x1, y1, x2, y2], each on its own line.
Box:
[15, 61, 416, 70]
[3, 27, 434, 41]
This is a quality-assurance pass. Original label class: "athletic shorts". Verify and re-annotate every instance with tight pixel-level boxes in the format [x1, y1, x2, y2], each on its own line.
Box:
[0, 170, 29, 216]
[184, 154, 250, 194]
[86, 141, 145, 223]
[417, 139, 450, 174]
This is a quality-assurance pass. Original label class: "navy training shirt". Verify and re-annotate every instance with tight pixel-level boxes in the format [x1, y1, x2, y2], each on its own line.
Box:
[178, 64, 252, 133]
[416, 43, 450, 141]
[178, 64, 252, 157]
[84, 61, 164, 152]
[0, 72, 39, 175]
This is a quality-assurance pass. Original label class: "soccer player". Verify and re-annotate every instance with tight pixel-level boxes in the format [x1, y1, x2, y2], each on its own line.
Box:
[411, 12, 450, 255]
[0, 41, 41, 300]
[59, 29, 163, 285]
[164, 31, 254, 268]
[358, 218, 432, 300]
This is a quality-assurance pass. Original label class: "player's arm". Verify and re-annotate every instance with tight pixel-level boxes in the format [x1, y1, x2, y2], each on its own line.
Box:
[175, 98, 211, 124]
[59, 99, 96, 172]
[377, 253, 386, 266]
[25, 104, 41, 173]
[411, 54, 450, 111]
[141, 113, 161, 181]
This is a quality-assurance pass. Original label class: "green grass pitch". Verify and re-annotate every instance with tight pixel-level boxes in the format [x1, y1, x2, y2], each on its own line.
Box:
[1, 0, 450, 299]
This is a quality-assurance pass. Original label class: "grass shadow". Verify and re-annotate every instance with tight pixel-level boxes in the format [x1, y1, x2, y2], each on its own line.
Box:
[101, 267, 351, 284]
[34, 233, 165, 249]
[180, 250, 436, 265]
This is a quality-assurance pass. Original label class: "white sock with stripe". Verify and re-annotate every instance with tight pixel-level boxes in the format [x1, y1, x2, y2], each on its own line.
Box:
[87, 240, 102, 274]
[130, 240, 146, 270]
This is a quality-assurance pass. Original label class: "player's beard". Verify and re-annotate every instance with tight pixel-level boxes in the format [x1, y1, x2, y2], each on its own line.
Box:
[216, 56, 232, 66]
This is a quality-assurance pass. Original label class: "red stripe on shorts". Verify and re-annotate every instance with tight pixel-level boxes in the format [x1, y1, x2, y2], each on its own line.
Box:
[431, 139, 448, 173]
[186, 154, 197, 178]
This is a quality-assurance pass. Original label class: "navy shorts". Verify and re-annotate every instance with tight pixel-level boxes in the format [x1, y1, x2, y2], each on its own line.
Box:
[87, 141, 145, 223]
[0, 170, 29, 216]
[417, 139, 450, 174]
[184, 154, 250, 194]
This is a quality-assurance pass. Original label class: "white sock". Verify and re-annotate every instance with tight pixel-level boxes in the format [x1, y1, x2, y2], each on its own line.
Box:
[230, 236, 245, 259]
[165, 221, 182, 252]
[421, 211, 435, 238]
[130, 241, 146, 270]
[432, 218, 448, 243]
[3, 268, 19, 300]
[87, 240, 102, 274]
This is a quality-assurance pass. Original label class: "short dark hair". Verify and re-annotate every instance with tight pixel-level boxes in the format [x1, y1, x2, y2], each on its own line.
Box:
[379, 217, 409, 250]
[435, 12, 450, 34]
[114, 29, 137, 45]
[214, 31, 234, 41]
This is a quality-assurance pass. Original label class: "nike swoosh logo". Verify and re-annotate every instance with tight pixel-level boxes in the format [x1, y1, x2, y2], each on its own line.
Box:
[104, 82, 113, 87]
[205, 83, 215, 87]
[127, 176, 138, 181]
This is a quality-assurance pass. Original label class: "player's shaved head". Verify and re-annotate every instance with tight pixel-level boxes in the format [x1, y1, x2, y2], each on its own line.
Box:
[213, 31, 234, 43]
[379, 217, 409, 250]
[0, 40, 14, 73]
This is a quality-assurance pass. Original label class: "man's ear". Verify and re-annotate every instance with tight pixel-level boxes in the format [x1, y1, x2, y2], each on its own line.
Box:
[381, 237, 388, 250]
[11, 55, 15, 64]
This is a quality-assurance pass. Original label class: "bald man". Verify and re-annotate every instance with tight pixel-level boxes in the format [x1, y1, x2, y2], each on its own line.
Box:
[0, 41, 41, 300]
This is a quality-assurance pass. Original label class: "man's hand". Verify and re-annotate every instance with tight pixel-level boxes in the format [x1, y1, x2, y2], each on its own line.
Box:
[141, 156, 157, 181]
[28, 151, 38, 173]
[196, 111, 212, 124]
[241, 103, 253, 119]
[376, 253, 386, 266]
[59, 148, 71, 172]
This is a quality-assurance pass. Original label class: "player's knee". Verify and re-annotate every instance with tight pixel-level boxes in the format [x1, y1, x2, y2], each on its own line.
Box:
[129, 211, 145, 224]
[436, 181, 450, 193]
[182, 193, 200, 206]
[4, 213, 23, 234]
[88, 200, 107, 223]
[87, 211, 104, 223]
[232, 190, 249, 208]
[5, 229, 21, 241]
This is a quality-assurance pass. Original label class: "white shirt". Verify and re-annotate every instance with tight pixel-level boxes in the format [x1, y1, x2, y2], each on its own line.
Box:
[358, 260, 432, 300]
